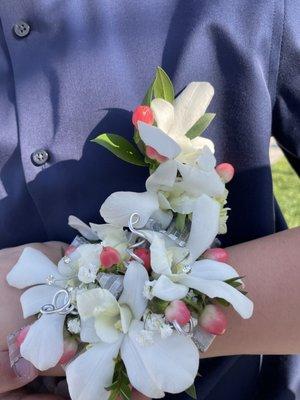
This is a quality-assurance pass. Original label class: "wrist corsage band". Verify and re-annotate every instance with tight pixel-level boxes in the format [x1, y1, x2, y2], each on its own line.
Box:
[7, 68, 253, 400]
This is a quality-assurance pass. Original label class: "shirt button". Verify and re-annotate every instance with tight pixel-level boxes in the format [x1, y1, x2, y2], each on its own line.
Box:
[31, 149, 50, 166]
[13, 21, 31, 38]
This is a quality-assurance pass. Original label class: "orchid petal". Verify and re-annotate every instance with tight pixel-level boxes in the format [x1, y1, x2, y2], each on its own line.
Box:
[90, 223, 127, 244]
[177, 163, 225, 198]
[146, 160, 178, 192]
[20, 284, 60, 318]
[178, 274, 253, 318]
[150, 235, 172, 275]
[168, 193, 197, 214]
[66, 340, 121, 400]
[196, 145, 216, 171]
[20, 314, 65, 370]
[187, 195, 220, 262]
[152, 275, 189, 301]
[94, 314, 123, 343]
[77, 288, 118, 320]
[170, 82, 214, 136]
[80, 318, 99, 343]
[138, 122, 181, 159]
[68, 215, 99, 241]
[157, 192, 171, 210]
[7, 247, 61, 289]
[192, 136, 215, 154]
[100, 191, 159, 228]
[121, 321, 199, 398]
[150, 209, 173, 230]
[191, 259, 241, 281]
[119, 261, 148, 320]
[119, 305, 132, 334]
[150, 98, 175, 132]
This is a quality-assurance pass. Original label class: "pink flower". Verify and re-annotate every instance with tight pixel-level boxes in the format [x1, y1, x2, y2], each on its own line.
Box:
[165, 300, 191, 325]
[64, 245, 76, 256]
[59, 338, 78, 365]
[202, 248, 229, 263]
[133, 248, 151, 271]
[100, 246, 121, 269]
[216, 163, 235, 183]
[199, 304, 227, 335]
[146, 145, 169, 163]
[16, 325, 31, 347]
[132, 105, 154, 128]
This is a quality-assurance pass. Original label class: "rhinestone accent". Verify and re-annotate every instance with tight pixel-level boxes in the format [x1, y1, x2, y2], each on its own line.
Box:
[46, 274, 55, 285]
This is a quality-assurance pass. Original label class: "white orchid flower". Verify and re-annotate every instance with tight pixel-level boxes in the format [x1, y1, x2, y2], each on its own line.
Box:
[100, 162, 177, 229]
[100, 149, 225, 229]
[6, 248, 71, 370]
[138, 82, 215, 163]
[68, 216, 129, 259]
[145, 233, 253, 320]
[66, 261, 199, 400]
[56, 241, 102, 284]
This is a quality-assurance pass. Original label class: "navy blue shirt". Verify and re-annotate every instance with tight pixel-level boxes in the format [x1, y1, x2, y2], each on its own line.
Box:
[0, 1, 299, 399]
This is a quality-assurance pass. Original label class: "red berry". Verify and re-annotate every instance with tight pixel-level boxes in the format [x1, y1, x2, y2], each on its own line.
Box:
[59, 338, 78, 365]
[100, 246, 121, 269]
[16, 326, 30, 347]
[216, 163, 235, 183]
[165, 300, 191, 325]
[133, 248, 151, 271]
[199, 304, 227, 335]
[65, 245, 76, 256]
[202, 248, 229, 263]
[145, 145, 168, 163]
[132, 105, 154, 128]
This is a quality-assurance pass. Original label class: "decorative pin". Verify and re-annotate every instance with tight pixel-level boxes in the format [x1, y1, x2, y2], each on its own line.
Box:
[40, 289, 74, 315]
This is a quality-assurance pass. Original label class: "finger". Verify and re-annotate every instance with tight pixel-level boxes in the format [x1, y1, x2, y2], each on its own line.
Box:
[131, 388, 151, 400]
[39, 365, 65, 377]
[0, 392, 64, 400]
[0, 350, 37, 394]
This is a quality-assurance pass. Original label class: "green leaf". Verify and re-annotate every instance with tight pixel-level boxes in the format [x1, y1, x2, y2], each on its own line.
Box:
[120, 384, 131, 400]
[185, 113, 216, 140]
[108, 389, 120, 400]
[185, 384, 197, 399]
[142, 79, 155, 106]
[92, 133, 146, 167]
[225, 276, 245, 288]
[215, 298, 230, 307]
[175, 213, 186, 232]
[153, 67, 174, 103]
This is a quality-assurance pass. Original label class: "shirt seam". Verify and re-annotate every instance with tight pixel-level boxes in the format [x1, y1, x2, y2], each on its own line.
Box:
[268, 0, 286, 110]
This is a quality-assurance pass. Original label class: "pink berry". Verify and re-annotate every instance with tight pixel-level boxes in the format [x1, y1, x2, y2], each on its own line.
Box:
[132, 105, 154, 128]
[65, 245, 76, 256]
[165, 300, 191, 325]
[133, 248, 151, 271]
[16, 326, 30, 347]
[216, 163, 235, 183]
[199, 304, 227, 335]
[100, 246, 121, 269]
[202, 248, 229, 263]
[59, 338, 78, 365]
[145, 145, 168, 163]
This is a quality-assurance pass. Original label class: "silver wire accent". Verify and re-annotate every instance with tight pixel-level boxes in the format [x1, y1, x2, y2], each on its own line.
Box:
[172, 318, 194, 337]
[128, 213, 147, 240]
[40, 288, 75, 315]
[126, 213, 149, 265]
